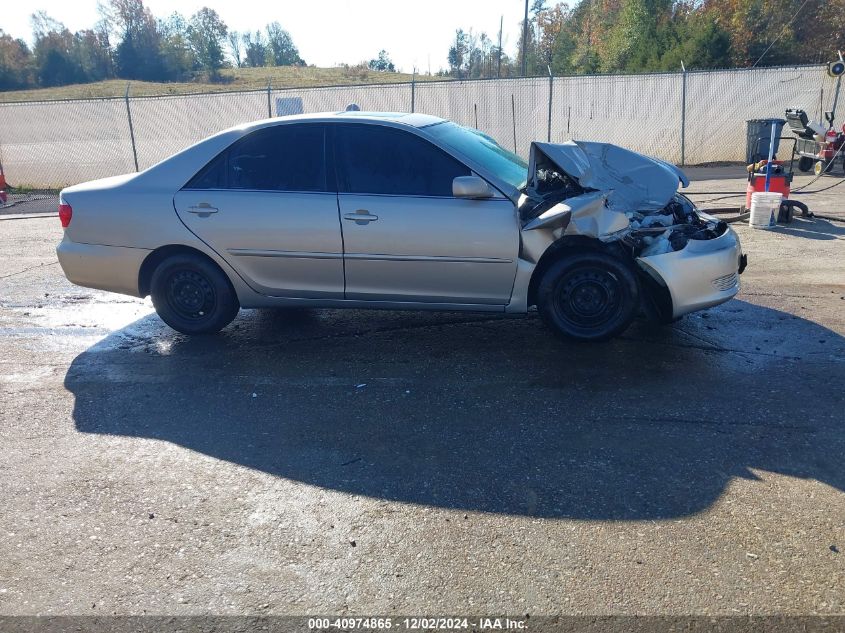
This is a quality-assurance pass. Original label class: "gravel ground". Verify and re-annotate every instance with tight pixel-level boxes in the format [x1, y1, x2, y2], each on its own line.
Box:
[0, 213, 843, 618]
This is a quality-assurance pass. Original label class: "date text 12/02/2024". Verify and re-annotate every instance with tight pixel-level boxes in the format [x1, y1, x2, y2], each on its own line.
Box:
[308, 617, 528, 630]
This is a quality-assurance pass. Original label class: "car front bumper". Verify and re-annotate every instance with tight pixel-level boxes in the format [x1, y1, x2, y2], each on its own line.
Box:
[636, 226, 744, 319]
[57, 238, 150, 298]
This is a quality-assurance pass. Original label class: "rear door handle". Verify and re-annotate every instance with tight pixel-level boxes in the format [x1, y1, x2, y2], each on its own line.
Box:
[187, 203, 219, 216]
[343, 210, 379, 225]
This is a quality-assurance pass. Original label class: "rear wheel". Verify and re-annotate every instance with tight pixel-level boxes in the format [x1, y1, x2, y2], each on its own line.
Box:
[150, 253, 239, 334]
[537, 252, 639, 342]
[797, 156, 814, 172]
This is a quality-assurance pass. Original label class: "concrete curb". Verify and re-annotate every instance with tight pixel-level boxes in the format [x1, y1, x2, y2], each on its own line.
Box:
[0, 212, 58, 221]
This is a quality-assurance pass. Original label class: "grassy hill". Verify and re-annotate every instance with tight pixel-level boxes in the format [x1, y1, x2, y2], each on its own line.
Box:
[0, 66, 446, 103]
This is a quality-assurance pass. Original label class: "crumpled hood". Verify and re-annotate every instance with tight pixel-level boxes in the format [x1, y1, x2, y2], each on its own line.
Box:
[530, 141, 688, 212]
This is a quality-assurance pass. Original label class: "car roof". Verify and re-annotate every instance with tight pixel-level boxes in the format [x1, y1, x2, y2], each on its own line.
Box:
[237, 111, 445, 133]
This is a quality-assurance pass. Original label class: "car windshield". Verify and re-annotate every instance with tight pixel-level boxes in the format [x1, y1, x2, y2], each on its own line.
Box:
[426, 122, 528, 191]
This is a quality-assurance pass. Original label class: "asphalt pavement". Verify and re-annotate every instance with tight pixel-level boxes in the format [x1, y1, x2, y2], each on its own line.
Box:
[0, 212, 843, 617]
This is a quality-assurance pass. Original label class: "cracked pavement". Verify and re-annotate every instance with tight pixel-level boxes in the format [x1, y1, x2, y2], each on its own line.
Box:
[0, 215, 844, 616]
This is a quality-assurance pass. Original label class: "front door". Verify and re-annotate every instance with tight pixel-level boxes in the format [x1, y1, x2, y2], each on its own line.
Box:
[334, 124, 519, 305]
[174, 124, 344, 298]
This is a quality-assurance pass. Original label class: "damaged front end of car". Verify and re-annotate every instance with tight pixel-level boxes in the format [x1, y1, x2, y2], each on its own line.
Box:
[519, 141, 746, 322]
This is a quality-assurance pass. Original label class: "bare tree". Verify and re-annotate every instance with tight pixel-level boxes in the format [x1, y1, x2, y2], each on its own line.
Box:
[227, 30, 241, 67]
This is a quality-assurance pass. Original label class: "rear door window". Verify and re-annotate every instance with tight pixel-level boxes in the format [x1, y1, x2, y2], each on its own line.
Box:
[185, 124, 327, 192]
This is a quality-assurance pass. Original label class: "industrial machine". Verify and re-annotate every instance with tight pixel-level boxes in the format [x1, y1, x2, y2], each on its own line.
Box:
[785, 108, 845, 175]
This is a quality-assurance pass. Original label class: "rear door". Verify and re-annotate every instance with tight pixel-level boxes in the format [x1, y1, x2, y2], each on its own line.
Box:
[334, 124, 519, 305]
[173, 124, 344, 298]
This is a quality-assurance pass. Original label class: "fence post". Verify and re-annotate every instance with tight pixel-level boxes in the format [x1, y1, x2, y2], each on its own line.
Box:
[124, 83, 139, 173]
[547, 66, 553, 143]
[267, 81, 272, 118]
[512, 94, 517, 153]
[680, 63, 687, 166]
[410, 69, 416, 113]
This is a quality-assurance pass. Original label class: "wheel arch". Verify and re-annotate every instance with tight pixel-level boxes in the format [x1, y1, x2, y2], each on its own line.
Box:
[526, 235, 627, 308]
[138, 244, 235, 298]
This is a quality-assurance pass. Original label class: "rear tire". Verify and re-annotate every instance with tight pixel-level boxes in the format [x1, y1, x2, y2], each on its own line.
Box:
[537, 252, 639, 342]
[150, 253, 239, 334]
[797, 156, 814, 172]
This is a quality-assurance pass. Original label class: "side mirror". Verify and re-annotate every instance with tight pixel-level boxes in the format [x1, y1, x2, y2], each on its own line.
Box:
[453, 176, 495, 199]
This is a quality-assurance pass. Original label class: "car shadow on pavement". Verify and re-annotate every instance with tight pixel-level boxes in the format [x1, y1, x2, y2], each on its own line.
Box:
[64, 301, 845, 520]
[771, 217, 845, 240]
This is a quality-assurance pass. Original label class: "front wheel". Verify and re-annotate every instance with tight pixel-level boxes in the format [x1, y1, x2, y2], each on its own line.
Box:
[150, 253, 239, 334]
[537, 252, 639, 342]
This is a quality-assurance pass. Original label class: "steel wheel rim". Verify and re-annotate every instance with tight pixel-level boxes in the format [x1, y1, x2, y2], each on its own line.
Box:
[165, 269, 216, 321]
[555, 266, 623, 329]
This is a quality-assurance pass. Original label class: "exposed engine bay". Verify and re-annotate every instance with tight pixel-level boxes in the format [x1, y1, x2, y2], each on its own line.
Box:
[519, 141, 728, 258]
[622, 195, 728, 257]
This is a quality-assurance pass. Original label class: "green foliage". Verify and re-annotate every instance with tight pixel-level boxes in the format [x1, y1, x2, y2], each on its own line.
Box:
[157, 13, 193, 80]
[368, 50, 396, 72]
[451, 0, 845, 78]
[30, 13, 82, 86]
[450, 29, 508, 79]
[242, 31, 268, 68]
[447, 30, 467, 78]
[2, 0, 307, 91]
[188, 8, 228, 78]
[265, 22, 303, 66]
[101, 0, 166, 80]
[658, 16, 732, 71]
[0, 31, 33, 90]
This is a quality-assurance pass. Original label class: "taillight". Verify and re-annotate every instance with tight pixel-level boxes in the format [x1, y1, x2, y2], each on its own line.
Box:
[59, 203, 72, 228]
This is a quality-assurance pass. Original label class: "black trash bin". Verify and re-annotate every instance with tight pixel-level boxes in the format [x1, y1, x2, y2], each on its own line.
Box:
[746, 118, 786, 164]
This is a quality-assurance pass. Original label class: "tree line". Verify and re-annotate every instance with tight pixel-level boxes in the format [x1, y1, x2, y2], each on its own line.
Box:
[3, 0, 842, 92]
[447, 0, 845, 79]
[0, 0, 311, 90]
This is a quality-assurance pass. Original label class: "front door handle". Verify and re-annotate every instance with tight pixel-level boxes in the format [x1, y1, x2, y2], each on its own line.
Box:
[343, 210, 379, 225]
[187, 203, 219, 216]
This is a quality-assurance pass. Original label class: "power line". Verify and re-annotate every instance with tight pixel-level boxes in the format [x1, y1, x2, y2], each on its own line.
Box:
[751, 0, 812, 68]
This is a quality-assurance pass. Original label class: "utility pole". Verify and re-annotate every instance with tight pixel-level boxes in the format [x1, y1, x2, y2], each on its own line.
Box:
[497, 15, 503, 79]
[521, 0, 529, 77]
[832, 51, 843, 122]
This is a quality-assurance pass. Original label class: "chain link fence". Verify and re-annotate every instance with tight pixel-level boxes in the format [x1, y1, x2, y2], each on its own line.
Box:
[0, 64, 841, 188]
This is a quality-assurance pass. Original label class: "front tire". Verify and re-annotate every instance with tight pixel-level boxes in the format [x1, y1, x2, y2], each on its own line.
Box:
[537, 252, 639, 342]
[150, 253, 239, 334]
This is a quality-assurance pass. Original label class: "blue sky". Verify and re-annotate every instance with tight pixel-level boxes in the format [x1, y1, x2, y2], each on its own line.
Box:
[5, 0, 531, 73]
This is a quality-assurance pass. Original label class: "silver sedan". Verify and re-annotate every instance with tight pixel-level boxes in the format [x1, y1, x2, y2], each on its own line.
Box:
[57, 112, 746, 341]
